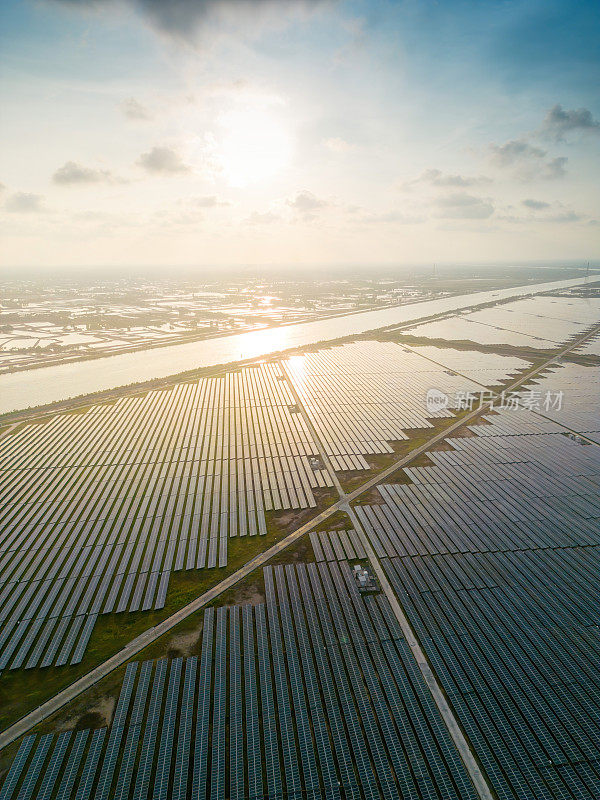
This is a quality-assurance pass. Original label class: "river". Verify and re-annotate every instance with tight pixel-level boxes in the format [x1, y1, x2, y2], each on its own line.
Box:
[0, 276, 589, 415]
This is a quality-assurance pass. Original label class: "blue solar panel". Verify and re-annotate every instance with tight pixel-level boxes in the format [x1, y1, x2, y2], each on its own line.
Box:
[113, 661, 153, 800]
[94, 662, 138, 800]
[242, 605, 264, 800]
[264, 568, 303, 800]
[152, 657, 182, 799]
[210, 608, 227, 800]
[35, 731, 72, 800]
[255, 604, 283, 800]
[55, 729, 89, 800]
[273, 566, 323, 800]
[132, 659, 168, 800]
[73, 728, 106, 800]
[229, 606, 244, 800]
[0, 735, 35, 800]
[192, 608, 214, 800]
[171, 656, 197, 800]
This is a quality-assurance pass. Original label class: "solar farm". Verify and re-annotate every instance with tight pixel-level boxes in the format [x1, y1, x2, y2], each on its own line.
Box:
[1, 288, 600, 800]
[0, 342, 527, 672]
[357, 409, 600, 799]
[1, 560, 481, 800]
[404, 295, 600, 349]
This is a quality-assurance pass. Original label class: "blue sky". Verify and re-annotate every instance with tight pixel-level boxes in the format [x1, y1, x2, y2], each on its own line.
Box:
[0, 0, 598, 269]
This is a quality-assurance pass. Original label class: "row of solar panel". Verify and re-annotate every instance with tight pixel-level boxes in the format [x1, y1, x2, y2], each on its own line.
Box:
[0, 362, 340, 671]
[309, 530, 366, 563]
[1, 560, 479, 799]
[384, 550, 600, 800]
[349, 403, 600, 800]
[355, 414, 600, 561]
[0, 335, 536, 674]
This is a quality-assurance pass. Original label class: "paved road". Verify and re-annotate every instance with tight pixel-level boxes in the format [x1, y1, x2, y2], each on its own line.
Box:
[0, 321, 598, 752]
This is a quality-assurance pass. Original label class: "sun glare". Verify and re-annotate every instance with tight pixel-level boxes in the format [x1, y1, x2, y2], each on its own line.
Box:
[217, 107, 292, 187]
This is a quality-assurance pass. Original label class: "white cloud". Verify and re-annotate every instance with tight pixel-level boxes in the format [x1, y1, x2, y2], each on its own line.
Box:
[52, 161, 116, 185]
[119, 97, 152, 121]
[137, 146, 190, 174]
[547, 210, 584, 223]
[489, 139, 567, 181]
[540, 156, 568, 180]
[52, 0, 326, 42]
[187, 195, 230, 208]
[246, 211, 281, 224]
[522, 198, 550, 210]
[323, 137, 354, 153]
[540, 104, 600, 141]
[5, 192, 45, 213]
[434, 193, 494, 219]
[357, 210, 424, 225]
[489, 139, 546, 167]
[499, 200, 586, 225]
[286, 190, 328, 213]
[411, 168, 492, 188]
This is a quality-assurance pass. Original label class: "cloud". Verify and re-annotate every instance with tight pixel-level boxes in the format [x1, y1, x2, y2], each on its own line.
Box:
[137, 146, 190, 174]
[52, 161, 115, 185]
[0, 182, 5, 193]
[286, 190, 328, 213]
[188, 195, 229, 208]
[246, 211, 281, 224]
[434, 193, 494, 219]
[5, 192, 45, 213]
[546, 210, 584, 223]
[52, 0, 324, 40]
[541, 104, 600, 141]
[413, 168, 491, 188]
[489, 139, 567, 180]
[499, 200, 586, 225]
[541, 156, 568, 179]
[120, 97, 152, 121]
[357, 210, 424, 225]
[522, 199, 550, 210]
[489, 139, 546, 167]
[323, 137, 354, 153]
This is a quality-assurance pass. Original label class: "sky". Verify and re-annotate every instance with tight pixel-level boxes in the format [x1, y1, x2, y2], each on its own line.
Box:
[0, 0, 599, 271]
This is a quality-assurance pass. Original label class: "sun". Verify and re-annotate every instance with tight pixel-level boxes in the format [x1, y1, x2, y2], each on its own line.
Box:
[216, 107, 292, 187]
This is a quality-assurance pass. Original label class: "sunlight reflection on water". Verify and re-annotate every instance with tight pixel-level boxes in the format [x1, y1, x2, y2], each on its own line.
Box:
[0, 276, 589, 414]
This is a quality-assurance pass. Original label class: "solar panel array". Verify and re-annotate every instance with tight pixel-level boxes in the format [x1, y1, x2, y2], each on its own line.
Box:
[576, 329, 600, 356]
[0, 363, 333, 670]
[283, 341, 526, 469]
[405, 344, 529, 384]
[0, 341, 526, 671]
[355, 407, 600, 799]
[356, 409, 600, 558]
[520, 362, 600, 443]
[0, 561, 479, 800]
[405, 295, 600, 349]
[309, 530, 366, 562]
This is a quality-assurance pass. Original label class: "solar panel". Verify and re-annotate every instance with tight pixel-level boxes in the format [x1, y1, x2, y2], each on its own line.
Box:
[73, 728, 106, 800]
[35, 730, 72, 800]
[171, 656, 197, 800]
[152, 657, 182, 799]
[0, 735, 35, 800]
[132, 659, 168, 800]
[55, 729, 89, 800]
[192, 608, 214, 800]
